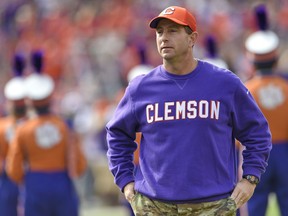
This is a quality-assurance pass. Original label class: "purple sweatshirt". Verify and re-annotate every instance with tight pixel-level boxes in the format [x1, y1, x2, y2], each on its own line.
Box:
[106, 60, 272, 203]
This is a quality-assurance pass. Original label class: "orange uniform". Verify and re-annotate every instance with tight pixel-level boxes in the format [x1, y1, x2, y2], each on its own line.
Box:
[0, 116, 26, 216]
[0, 118, 10, 175]
[6, 114, 87, 184]
[245, 74, 288, 216]
[133, 132, 141, 166]
[0, 117, 26, 174]
[245, 75, 288, 143]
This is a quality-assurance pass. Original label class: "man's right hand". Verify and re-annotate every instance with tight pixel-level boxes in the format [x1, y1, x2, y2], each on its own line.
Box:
[124, 182, 135, 202]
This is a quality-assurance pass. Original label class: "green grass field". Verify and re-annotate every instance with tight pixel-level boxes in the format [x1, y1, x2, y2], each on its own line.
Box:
[81, 205, 128, 216]
[266, 194, 280, 216]
[81, 193, 280, 216]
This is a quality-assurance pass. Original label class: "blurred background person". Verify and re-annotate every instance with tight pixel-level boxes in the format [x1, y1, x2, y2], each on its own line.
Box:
[0, 53, 26, 216]
[0, 1, 287, 215]
[122, 44, 153, 216]
[202, 34, 228, 69]
[6, 50, 87, 216]
[244, 4, 288, 216]
[59, 90, 97, 206]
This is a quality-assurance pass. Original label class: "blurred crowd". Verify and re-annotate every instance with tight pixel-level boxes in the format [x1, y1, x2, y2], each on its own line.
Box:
[1, 0, 288, 210]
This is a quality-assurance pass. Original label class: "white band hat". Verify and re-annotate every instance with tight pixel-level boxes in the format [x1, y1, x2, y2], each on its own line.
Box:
[25, 50, 55, 100]
[4, 53, 27, 100]
[203, 35, 228, 69]
[245, 4, 279, 54]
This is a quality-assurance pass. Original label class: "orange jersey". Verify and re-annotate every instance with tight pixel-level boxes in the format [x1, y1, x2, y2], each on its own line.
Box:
[133, 132, 141, 165]
[6, 114, 86, 183]
[0, 116, 25, 175]
[0, 118, 10, 174]
[245, 75, 288, 143]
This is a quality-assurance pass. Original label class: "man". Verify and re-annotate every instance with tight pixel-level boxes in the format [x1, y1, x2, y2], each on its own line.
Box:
[6, 50, 87, 216]
[244, 4, 288, 216]
[0, 53, 26, 216]
[106, 6, 272, 215]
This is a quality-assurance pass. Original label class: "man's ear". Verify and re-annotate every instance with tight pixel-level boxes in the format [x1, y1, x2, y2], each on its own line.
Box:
[190, 31, 198, 47]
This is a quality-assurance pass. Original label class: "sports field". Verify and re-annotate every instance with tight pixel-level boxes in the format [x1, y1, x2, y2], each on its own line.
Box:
[81, 205, 128, 216]
[266, 194, 280, 216]
[80, 194, 280, 216]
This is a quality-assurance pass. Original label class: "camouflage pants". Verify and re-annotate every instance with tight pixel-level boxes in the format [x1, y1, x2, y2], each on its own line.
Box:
[130, 193, 237, 216]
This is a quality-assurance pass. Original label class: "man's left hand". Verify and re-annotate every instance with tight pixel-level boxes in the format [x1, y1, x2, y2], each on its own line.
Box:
[230, 178, 256, 208]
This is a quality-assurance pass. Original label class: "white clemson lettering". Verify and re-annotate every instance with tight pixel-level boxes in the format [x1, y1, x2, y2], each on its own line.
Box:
[146, 100, 220, 123]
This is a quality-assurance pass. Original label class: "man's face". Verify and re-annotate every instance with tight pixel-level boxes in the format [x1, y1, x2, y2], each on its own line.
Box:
[155, 19, 195, 61]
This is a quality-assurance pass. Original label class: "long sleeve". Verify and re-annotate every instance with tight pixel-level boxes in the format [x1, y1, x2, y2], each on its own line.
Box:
[6, 129, 25, 184]
[0, 119, 9, 175]
[106, 87, 138, 191]
[67, 130, 87, 178]
[232, 83, 272, 179]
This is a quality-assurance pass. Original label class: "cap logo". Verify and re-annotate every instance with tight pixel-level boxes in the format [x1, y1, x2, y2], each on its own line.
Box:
[162, 7, 175, 15]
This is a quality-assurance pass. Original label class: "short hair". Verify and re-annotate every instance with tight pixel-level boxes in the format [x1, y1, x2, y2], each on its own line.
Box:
[184, 26, 193, 35]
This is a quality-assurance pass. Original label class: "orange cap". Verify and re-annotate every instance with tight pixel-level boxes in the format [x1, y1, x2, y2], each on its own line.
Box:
[149, 6, 197, 31]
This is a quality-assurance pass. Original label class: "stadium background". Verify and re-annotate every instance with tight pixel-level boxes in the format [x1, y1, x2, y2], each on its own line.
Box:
[0, 0, 287, 215]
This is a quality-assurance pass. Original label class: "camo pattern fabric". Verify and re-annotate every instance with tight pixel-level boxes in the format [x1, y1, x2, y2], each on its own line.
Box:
[130, 192, 237, 216]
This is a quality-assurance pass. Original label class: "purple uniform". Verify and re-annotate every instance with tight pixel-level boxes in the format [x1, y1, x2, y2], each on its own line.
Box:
[106, 60, 272, 203]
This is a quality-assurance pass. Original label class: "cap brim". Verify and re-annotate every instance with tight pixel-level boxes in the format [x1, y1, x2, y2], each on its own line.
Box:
[149, 16, 188, 28]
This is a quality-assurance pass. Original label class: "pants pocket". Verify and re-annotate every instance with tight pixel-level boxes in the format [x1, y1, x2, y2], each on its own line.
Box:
[130, 192, 139, 210]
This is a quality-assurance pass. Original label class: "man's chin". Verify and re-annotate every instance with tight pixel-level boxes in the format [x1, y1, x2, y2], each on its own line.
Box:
[162, 53, 174, 60]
